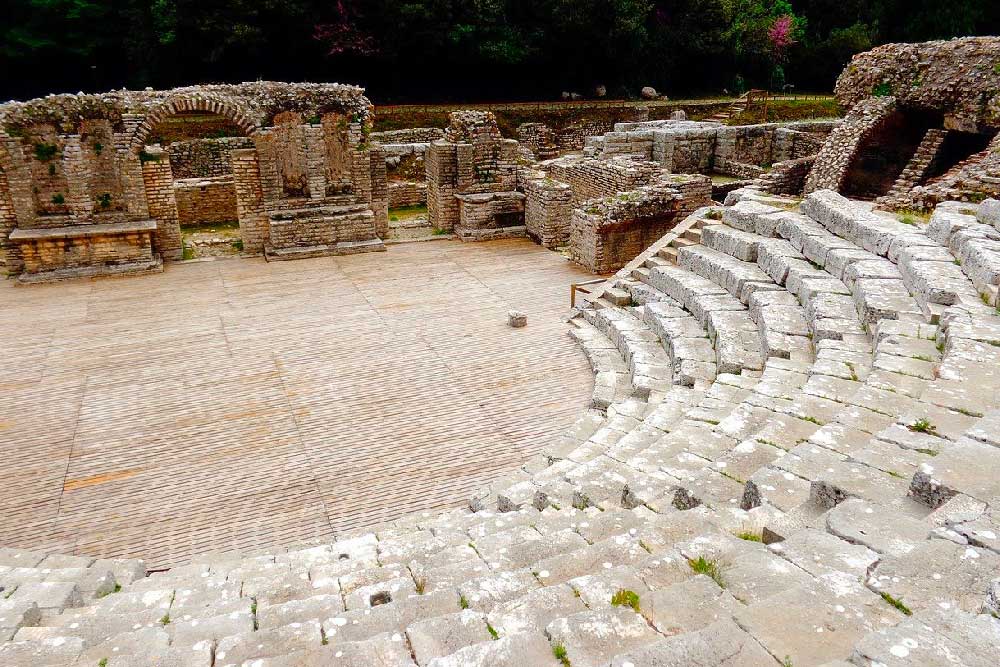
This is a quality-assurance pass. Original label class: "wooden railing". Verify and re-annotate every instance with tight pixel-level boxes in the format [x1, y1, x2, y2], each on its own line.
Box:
[570, 278, 606, 308]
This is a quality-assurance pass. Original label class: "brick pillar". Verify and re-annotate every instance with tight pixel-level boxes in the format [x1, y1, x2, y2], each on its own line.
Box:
[231, 148, 266, 254]
[62, 135, 94, 220]
[303, 124, 327, 200]
[140, 147, 182, 260]
[0, 168, 21, 271]
[119, 115, 149, 218]
[426, 141, 459, 230]
[252, 130, 282, 205]
[0, 136, 37, 228]
[369, 147, 389, 239]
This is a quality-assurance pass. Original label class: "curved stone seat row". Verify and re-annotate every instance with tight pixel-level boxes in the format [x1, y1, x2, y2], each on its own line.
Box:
[1, 192, 999, 666]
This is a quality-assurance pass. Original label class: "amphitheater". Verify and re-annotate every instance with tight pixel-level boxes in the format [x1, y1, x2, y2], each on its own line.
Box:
[1, 38, 999, 666]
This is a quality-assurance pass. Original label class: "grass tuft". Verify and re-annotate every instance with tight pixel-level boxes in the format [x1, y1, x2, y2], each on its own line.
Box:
[880, 592, 912, 615]
[736, 530, 762, 542]
[688, 556, 724, 587]
[610, 588, 640, 612]
[553, 642, 571, 666]
[907, 418, 937, 435]
[459, 594, 469, 610]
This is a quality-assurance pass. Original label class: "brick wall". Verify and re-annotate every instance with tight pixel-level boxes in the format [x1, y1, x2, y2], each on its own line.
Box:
[174, 176, 238, 226]
[388, 181, 427, 207]
[231, 149, 267, 253]
[18, 231, 155, 275]
[426, 141, 459, 230]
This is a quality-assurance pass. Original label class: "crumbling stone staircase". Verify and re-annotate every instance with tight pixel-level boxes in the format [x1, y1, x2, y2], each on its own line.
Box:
[2, 190, 1000, 666]
[877, 128, 949, 209]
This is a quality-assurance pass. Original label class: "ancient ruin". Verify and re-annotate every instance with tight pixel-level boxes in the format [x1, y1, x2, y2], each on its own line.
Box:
[0, 82, 389, 282]
[802, 37, 1000, 209]
[2, 36, 1000, 667]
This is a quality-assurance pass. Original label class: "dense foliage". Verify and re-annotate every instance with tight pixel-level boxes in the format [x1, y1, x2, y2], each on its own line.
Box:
[2, 0, 997, 102]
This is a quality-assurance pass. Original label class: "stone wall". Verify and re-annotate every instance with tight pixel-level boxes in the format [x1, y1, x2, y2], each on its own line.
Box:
[591, 119, 838, 175]
[167, 137, 254, 179]
[517, 123, 559, 160]
[426, 111, 520, 233]
[268, 206, 377, 248]
[455, 191, 526, 241]
[174, 176, 238, 226]
[900, 133, 1000, 209]
[140, 147, 182, 260]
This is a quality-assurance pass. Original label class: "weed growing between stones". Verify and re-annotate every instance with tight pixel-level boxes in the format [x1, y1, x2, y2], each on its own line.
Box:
[552, 642, 571, 666]
[459, 594, 469, 609]
[688, 556, 724, 587]
[611, 588, 640, 612]
[880, 592, 912, 615]
[736, 530, 762, 542]
[486, 622, 499, 640]
[908, 418, 936, 434]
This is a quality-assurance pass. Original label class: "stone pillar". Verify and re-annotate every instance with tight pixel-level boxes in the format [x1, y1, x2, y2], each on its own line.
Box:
[140, 147, 182, 260]
[231, 148, 267, 254]
[368, 147, 389, 239]
[62, 135, 94, 220]
[426, 141, 459, 230]
[303, 124, 327, 200]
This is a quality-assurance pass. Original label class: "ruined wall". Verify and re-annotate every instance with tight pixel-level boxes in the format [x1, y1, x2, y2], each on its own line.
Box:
[759, 156, 817, 196]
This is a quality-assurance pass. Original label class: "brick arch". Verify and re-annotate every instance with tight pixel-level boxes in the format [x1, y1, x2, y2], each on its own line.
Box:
[129, 96, 259, 151]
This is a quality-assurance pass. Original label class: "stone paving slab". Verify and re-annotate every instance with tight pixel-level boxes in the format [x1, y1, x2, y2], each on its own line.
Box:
[0, 241, 597, 568]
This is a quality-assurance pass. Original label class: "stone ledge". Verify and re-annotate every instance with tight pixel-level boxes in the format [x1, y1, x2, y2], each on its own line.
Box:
[453, 225, 527, 242]
[15, 256, 163, 285]
[9, 220, 159, 241]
